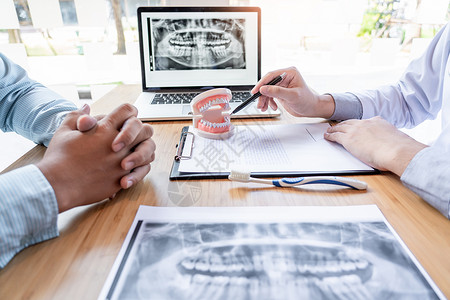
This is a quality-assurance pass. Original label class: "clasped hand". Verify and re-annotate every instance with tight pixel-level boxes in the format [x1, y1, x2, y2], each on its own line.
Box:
[37, 104, 156, 212]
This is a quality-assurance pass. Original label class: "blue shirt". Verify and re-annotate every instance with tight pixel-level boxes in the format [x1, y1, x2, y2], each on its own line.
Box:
[331, 23, 450, 219]
[0, 53, 77, 268]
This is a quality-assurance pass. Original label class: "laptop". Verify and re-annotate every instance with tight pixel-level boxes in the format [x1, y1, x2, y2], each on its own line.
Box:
[134, 6, 280, 121]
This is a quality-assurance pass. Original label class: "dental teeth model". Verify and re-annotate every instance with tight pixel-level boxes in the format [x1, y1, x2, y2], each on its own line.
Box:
[191, 88, 235, 139]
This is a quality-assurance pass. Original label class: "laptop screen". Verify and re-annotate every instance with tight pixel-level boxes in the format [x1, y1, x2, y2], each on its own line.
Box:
[137, 7, 260, 90]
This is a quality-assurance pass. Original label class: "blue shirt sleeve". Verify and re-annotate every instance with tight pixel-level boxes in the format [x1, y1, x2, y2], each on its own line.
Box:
[0, 165, 59, 268]
[0, 53, 77, 146]
[0, 53, 77, 268]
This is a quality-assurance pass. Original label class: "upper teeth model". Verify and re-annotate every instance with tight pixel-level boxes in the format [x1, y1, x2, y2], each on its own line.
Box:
[191, 88, 234, 139]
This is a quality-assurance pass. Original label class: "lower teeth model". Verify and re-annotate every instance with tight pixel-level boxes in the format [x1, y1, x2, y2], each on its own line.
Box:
[191, 88, 234, 139]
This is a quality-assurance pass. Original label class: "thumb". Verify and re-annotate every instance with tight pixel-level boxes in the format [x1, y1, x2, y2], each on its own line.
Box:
[60, 104, 91, 130]
[77, 114, 98, 132]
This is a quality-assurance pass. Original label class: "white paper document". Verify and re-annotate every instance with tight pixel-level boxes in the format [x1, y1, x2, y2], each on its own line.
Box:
[99, 205, 444, 300]
[178, 123, 374, 174]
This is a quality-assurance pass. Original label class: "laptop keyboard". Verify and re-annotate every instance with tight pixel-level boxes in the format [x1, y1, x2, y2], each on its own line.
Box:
[151, 91, 252, 104]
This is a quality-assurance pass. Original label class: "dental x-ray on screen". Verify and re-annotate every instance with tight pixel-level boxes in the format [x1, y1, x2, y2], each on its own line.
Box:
[150, 18, 246, 70]
[133, 7, 266, 121]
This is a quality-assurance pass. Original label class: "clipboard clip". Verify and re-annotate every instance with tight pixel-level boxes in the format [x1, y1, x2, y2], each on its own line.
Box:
[175, 131, 195, 161]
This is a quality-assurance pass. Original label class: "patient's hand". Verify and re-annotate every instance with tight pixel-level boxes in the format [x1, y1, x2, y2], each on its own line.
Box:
[76, 104, 156, 190]
[37, 104, 156, 212]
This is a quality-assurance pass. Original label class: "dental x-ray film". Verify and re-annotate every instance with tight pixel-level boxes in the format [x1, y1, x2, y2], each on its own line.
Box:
[100, 206, 444, 300]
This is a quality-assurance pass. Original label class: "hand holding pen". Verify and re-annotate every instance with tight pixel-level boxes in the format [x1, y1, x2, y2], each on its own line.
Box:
[251, 67, 335, 119]
[232, 72, 287, 115]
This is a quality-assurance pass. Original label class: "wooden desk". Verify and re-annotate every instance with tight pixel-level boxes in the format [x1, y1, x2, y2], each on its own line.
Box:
[1, 85, 449, 299]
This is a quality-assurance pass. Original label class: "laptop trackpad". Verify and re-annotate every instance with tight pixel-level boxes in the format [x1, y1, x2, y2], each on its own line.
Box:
[182, 105, 192, 115]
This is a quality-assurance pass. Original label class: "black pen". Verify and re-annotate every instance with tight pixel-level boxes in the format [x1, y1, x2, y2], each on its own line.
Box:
[231, 72, 287, 115]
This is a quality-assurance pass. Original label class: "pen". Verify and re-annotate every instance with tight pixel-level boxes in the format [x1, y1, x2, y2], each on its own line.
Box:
[231, 72, 287, 115]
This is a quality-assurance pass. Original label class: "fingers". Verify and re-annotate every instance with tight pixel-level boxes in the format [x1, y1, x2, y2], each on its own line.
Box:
[112, 118, 154, 152]
[120, 164, 151, 189]
[100, 103, 138, 131]
[257, 97, 268, 111]
[253, 67, 300, 112]
[251, 72, 275, 94]
[324, 121, 356, 143]
[257, 85, 298, 112]
[120, 140, 155, 189]
[259, 85, 297, 102]
[121, 138, 156, 171]
[94, 114, 106, 121]
[252, 68, 289, 94]
[324, 130, 346, 144]
[269, 99, 278, 111]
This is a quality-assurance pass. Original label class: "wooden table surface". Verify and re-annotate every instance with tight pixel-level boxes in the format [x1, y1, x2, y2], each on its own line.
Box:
[1, 84, 449, 299]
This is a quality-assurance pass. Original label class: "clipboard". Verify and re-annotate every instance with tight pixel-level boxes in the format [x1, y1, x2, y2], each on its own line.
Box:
[170, 126, 378, 180]
[170, 126, 229, 180]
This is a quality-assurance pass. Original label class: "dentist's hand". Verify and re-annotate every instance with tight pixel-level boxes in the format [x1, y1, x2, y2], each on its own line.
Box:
[252, 66, 335, 118]
[324, 117, 427, 176]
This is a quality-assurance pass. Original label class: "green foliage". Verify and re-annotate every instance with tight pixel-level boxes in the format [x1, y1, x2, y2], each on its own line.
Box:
[358, 13, 381, 37]
[358, 0, 397, 37]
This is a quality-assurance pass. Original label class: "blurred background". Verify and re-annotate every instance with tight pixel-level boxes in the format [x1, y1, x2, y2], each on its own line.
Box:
[0, 0, 449, 170]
